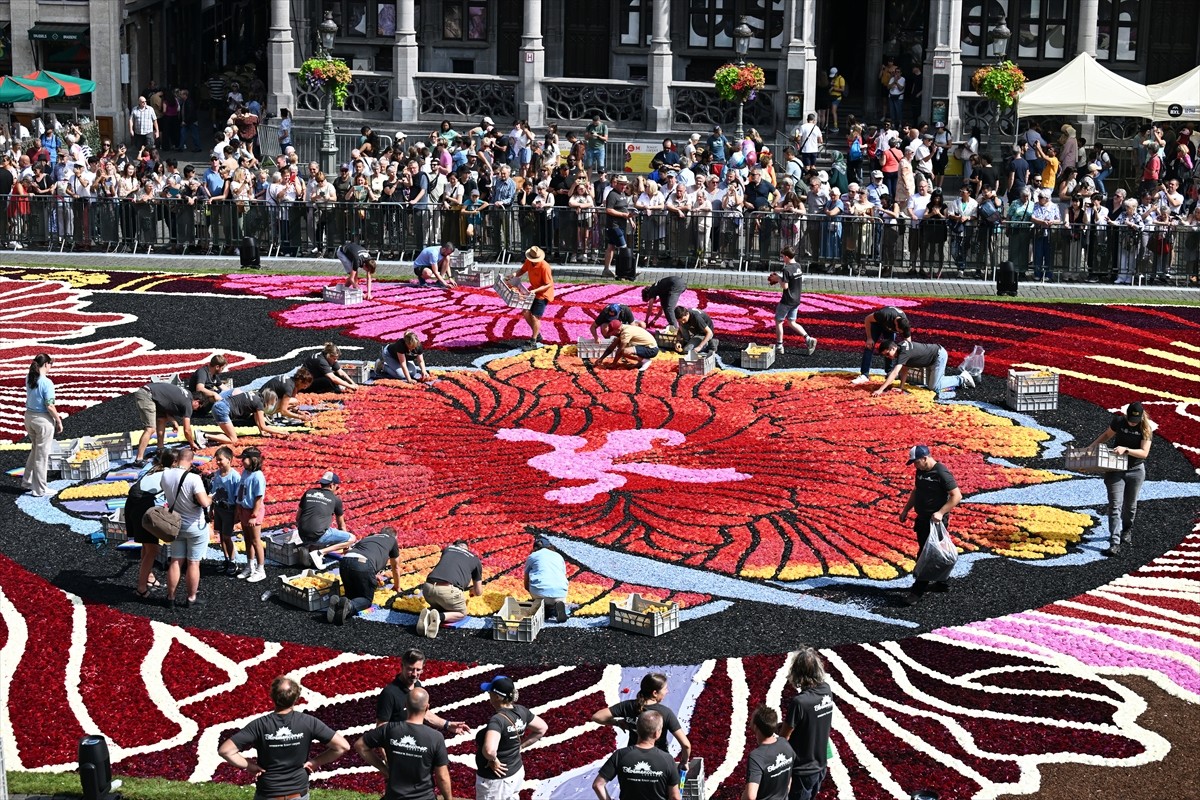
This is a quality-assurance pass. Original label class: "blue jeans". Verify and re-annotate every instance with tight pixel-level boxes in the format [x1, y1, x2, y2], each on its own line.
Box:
[181, 122, 202, 152]
[309, 528, 353, 547]
[380, 345, 422, 380]
[584, 148, 605, 170]
[888, 95, 904, 122]
[860, 322, 898, 376]
[1095, 168, 1111, 197]
[1033, 233, 1053, 279]
[923, 345, 966, 400]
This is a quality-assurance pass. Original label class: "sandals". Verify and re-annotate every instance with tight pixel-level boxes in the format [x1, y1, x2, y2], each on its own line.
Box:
[135, 588, 152, 599]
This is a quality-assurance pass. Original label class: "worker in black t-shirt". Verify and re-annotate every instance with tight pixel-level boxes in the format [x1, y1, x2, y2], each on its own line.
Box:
[900, 445, 961, 602]
[218, 677, 350, 796]
[1086, 401, 1153, 557]
[320, 527, 403, 625]
[356, 687, 453, 800]
[872, 339, 976, 401]
[302, 342, 359, 394]
[263, 368, 314, 423]
[641, 276, 687, 330]
[768, 247, 818, 356]
[475, 675, 548, 798]
[416, 541, 483, 638]
[674, 307, 718, 356]
[187, 354, 228, 413]
[593, 710, 681, 800]
[296, 471, 351, 552]
[743, 705, 795, 800]
[780, 647, 834, 800]
[134, 381, 201, 462]
[590, 303, 636, 341]
[852, 306, 911, 385]
[207, 388, 291, 447]
[374, 648, 469, 734]
[379, 332, 429, 382]
[337, 241, 377, 299]
[591, 672, 691, 763]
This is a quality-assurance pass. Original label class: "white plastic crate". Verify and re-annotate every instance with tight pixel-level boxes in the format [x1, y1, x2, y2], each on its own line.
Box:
[494, 276, 535, 309]
[95, 433, 137, 464]
[576, 337, 613, 361]
[678, 352, 717, 376]
[339, 360, 373, 384]
[655, 330, 682, 352]
[278, 569, 341, 611]
[264, 528, 310, 567]
[102, 509, 128, 543]
[450, 249, 475, 270]
[609, 593, 680, 637]
[323, 284, 364, 305]
[1065, 445, 1129, 474]
[490, 597, 546, 642]
[1005, 369, 1059, 411]
[681, 757, 706, 800]
[47, 438, 82, 472]
[740, 345, 776, 370]
[457, 269, 495, 288]
[63, 449, 110, 481]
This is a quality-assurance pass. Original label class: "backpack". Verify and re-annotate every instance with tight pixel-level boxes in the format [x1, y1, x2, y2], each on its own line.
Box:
[849, 138, 862, 160]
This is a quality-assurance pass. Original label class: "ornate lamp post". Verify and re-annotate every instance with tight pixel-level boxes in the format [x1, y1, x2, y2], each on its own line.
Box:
[318, 11, 339, 176]
[986, 15, 1012, 164]
[732, 18, 752, 144]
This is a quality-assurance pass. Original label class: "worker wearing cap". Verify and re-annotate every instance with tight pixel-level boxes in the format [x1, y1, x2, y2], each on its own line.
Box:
[899, 445, 960, 604]
[589, 302, 635, 341]
[476, 675, 548, 800]
[1086, 401, 1154, 557]
[524, 535, 569, 623]
[296, 471, 352, 554]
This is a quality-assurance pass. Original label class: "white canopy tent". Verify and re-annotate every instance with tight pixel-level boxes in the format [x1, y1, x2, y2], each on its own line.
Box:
[1149, 65, 1200, 120]
[1018, 52, 1154, 118]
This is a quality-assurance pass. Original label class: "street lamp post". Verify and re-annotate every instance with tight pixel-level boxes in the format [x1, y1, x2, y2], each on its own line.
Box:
[318, 10, 339, 176]
[732, 18, 752, 145]
[986, 15, 1012, 164]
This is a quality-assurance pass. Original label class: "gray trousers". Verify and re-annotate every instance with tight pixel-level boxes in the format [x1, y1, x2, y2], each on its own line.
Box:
[1103, 462, 1145, 542]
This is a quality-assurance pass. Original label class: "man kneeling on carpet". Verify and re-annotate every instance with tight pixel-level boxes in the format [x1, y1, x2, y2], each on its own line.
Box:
[297, 471, 353, 563]
[525, 535, 569, 623]
[322, 526, 402, 625]
[338, 241, 377, 299]
[599, 319, 659, 372]
[674, 307, 718, 356]
[416, 541, 484, 638]
[413, 242, 457, 287]
[872, 339, 978, 401]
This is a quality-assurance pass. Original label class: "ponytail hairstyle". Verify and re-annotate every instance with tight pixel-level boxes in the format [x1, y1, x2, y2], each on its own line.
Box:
[26, 354, 52, 389]
[292, 366, 314, 392]
[788, 646, 827, 691]
[635, 672, 668, 712]
[322, 342, 341, 361]
[240, 445, 263, 473]
[403, 331, 421, 352]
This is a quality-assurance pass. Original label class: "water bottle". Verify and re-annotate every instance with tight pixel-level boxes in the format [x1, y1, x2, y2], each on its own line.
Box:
[260, 589, 275, 601]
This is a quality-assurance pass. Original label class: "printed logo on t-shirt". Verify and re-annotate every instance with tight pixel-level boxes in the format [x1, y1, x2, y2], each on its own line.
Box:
[389, 734, 429, 753]
[264, 726, 305, 745]
[815, 695, 835, 715]
[768, 752, 794, 775]
[624, 761, 665, 780]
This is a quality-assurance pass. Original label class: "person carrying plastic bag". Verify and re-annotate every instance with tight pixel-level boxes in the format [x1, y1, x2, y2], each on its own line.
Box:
[899, 445, 961, 605]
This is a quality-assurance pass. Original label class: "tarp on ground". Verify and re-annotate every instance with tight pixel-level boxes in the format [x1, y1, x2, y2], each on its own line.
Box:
[1018, 52, 1153, 118]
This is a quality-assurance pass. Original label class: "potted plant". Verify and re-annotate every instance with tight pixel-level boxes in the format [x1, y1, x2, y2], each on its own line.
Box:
[298, 56, 354, 109]
[971, 60, 1026, 108]
[713, 63, 766, 103]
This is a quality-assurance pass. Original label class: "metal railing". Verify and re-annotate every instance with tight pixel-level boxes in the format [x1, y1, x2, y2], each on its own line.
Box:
[0, 195, 1195, 286]
[258, 122, 395, 165]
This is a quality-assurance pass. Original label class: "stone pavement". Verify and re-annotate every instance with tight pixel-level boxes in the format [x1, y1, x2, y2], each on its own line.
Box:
[6, 250, 1200, 303]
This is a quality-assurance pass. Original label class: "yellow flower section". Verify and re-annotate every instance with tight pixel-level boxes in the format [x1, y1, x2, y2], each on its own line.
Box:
[60, 482, 130, 500]
[21, 269, 110, 287]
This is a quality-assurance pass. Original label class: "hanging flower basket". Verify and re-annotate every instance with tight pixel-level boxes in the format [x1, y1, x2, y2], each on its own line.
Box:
[299, 56, 354, 109]
[971, 61, 1026, 109]
[713, 63, 766, 103]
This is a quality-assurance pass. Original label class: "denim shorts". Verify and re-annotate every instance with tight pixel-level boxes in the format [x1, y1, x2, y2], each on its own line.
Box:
[775, 303, 799, 323]
[606, 225, 626, 247]
[529, 297, 549, 318]
[634, 345, 659, 359]
[211, 399, 231, 424]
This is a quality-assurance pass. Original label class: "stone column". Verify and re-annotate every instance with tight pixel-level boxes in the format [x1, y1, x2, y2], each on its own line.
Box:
[864, 0, 885, 118]
[925, 0, 963, 134]
[800, 0, 818, 123]
[646, 0, 673, 132]
[1077, 0, 1100, 55]
[267, 0, 296, 114]
[392, 0, 420, 122]
[518, 0, 546, 127]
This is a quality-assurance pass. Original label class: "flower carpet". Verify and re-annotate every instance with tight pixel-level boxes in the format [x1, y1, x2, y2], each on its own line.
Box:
[1, 265, 1199, 799]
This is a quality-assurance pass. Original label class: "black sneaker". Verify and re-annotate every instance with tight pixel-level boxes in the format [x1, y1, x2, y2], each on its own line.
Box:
[551, 599, 568, 623]
[929, 582, 950, 593]
[326, 594, 342, 624]
[1103, 542, 1124, 557]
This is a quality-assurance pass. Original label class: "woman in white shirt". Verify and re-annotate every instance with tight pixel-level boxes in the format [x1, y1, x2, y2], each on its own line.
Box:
[636, 180, 666, 244]
[160, 446, 212, 610]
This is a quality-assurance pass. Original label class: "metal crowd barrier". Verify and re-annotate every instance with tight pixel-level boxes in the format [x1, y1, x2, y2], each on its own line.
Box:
[0, 194, 1196, 286]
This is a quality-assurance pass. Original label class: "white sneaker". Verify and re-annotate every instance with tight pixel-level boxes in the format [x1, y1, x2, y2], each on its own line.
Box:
[958, 370, 976, 389]
[246, 564, 266, 583]
[850, 375, 871, 386]
[424, 608, 441, 638]
[309, 551, 326, 570]
[416, 608, 430, 636]
[638, 359, 653, 372]
[237, 563, 254, 580]
[806, 336, 818, 356]
[775, 344, 785, 355]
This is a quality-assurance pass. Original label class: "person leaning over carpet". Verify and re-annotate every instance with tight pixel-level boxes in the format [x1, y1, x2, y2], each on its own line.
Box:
[218, 676, 350, 798]
[321, 526, 404, 626]
[134, 380, 202, 462]
[641, 276, 686, 330]
[1086, 401, 1153, 557]
[899, 444, 961, 603]
[673, 306, 718, 356]
[206, 388, 291, 446]
[413, 242, 457, 287]
[379, 332, 430, 382]
[589, 302, 635, 341]
[295, 471, 353, 554]
[22, 354, 62, 498]
[416, 540, 484, 638]
[872, 339, 976, 401]
[524, 535, 569, 623]
[852, 306, 911, 386]
[263, 367, 314, 422]
[591, 672, 691, 763]
[301, 342, 359, 394]
[599, 318, 660, 372]
[337, 241, 377, 299]
[186, 354, 228, 415]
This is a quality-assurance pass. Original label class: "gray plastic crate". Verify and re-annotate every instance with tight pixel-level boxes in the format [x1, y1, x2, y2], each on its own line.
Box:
[576, 338, 613, 361]
[494, 276, 535, 309]
[339, 360, 373, 384]
[323, 284, 364, 305]
[1005, 369, 1059, 411]
[450, 249, 475, 270]
[740, 345, 776, 370]
[1065, 445, 1129, 474]
[678, 352, 717, 376]
[278, 569, 341, 611]
[609, 593, 679, 637]
[264, 528, 310, 567]
[457, 269, 495, 288]
[491, 597, 545, 642]
[681, 757, 706, 800]
[62, 450, 110, 481]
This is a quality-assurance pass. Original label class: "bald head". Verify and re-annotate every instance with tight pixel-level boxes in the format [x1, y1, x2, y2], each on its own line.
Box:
[407, 686, 430, 716]
[636, 710, 663, 743]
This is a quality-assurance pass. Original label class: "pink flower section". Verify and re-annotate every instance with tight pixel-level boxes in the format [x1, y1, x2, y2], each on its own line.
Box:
[496, 427, 750, 504]
[219, 272, 918, 349]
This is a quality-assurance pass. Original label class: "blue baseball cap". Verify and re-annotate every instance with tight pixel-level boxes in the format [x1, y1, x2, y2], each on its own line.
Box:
[906, 445, 931, 465]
